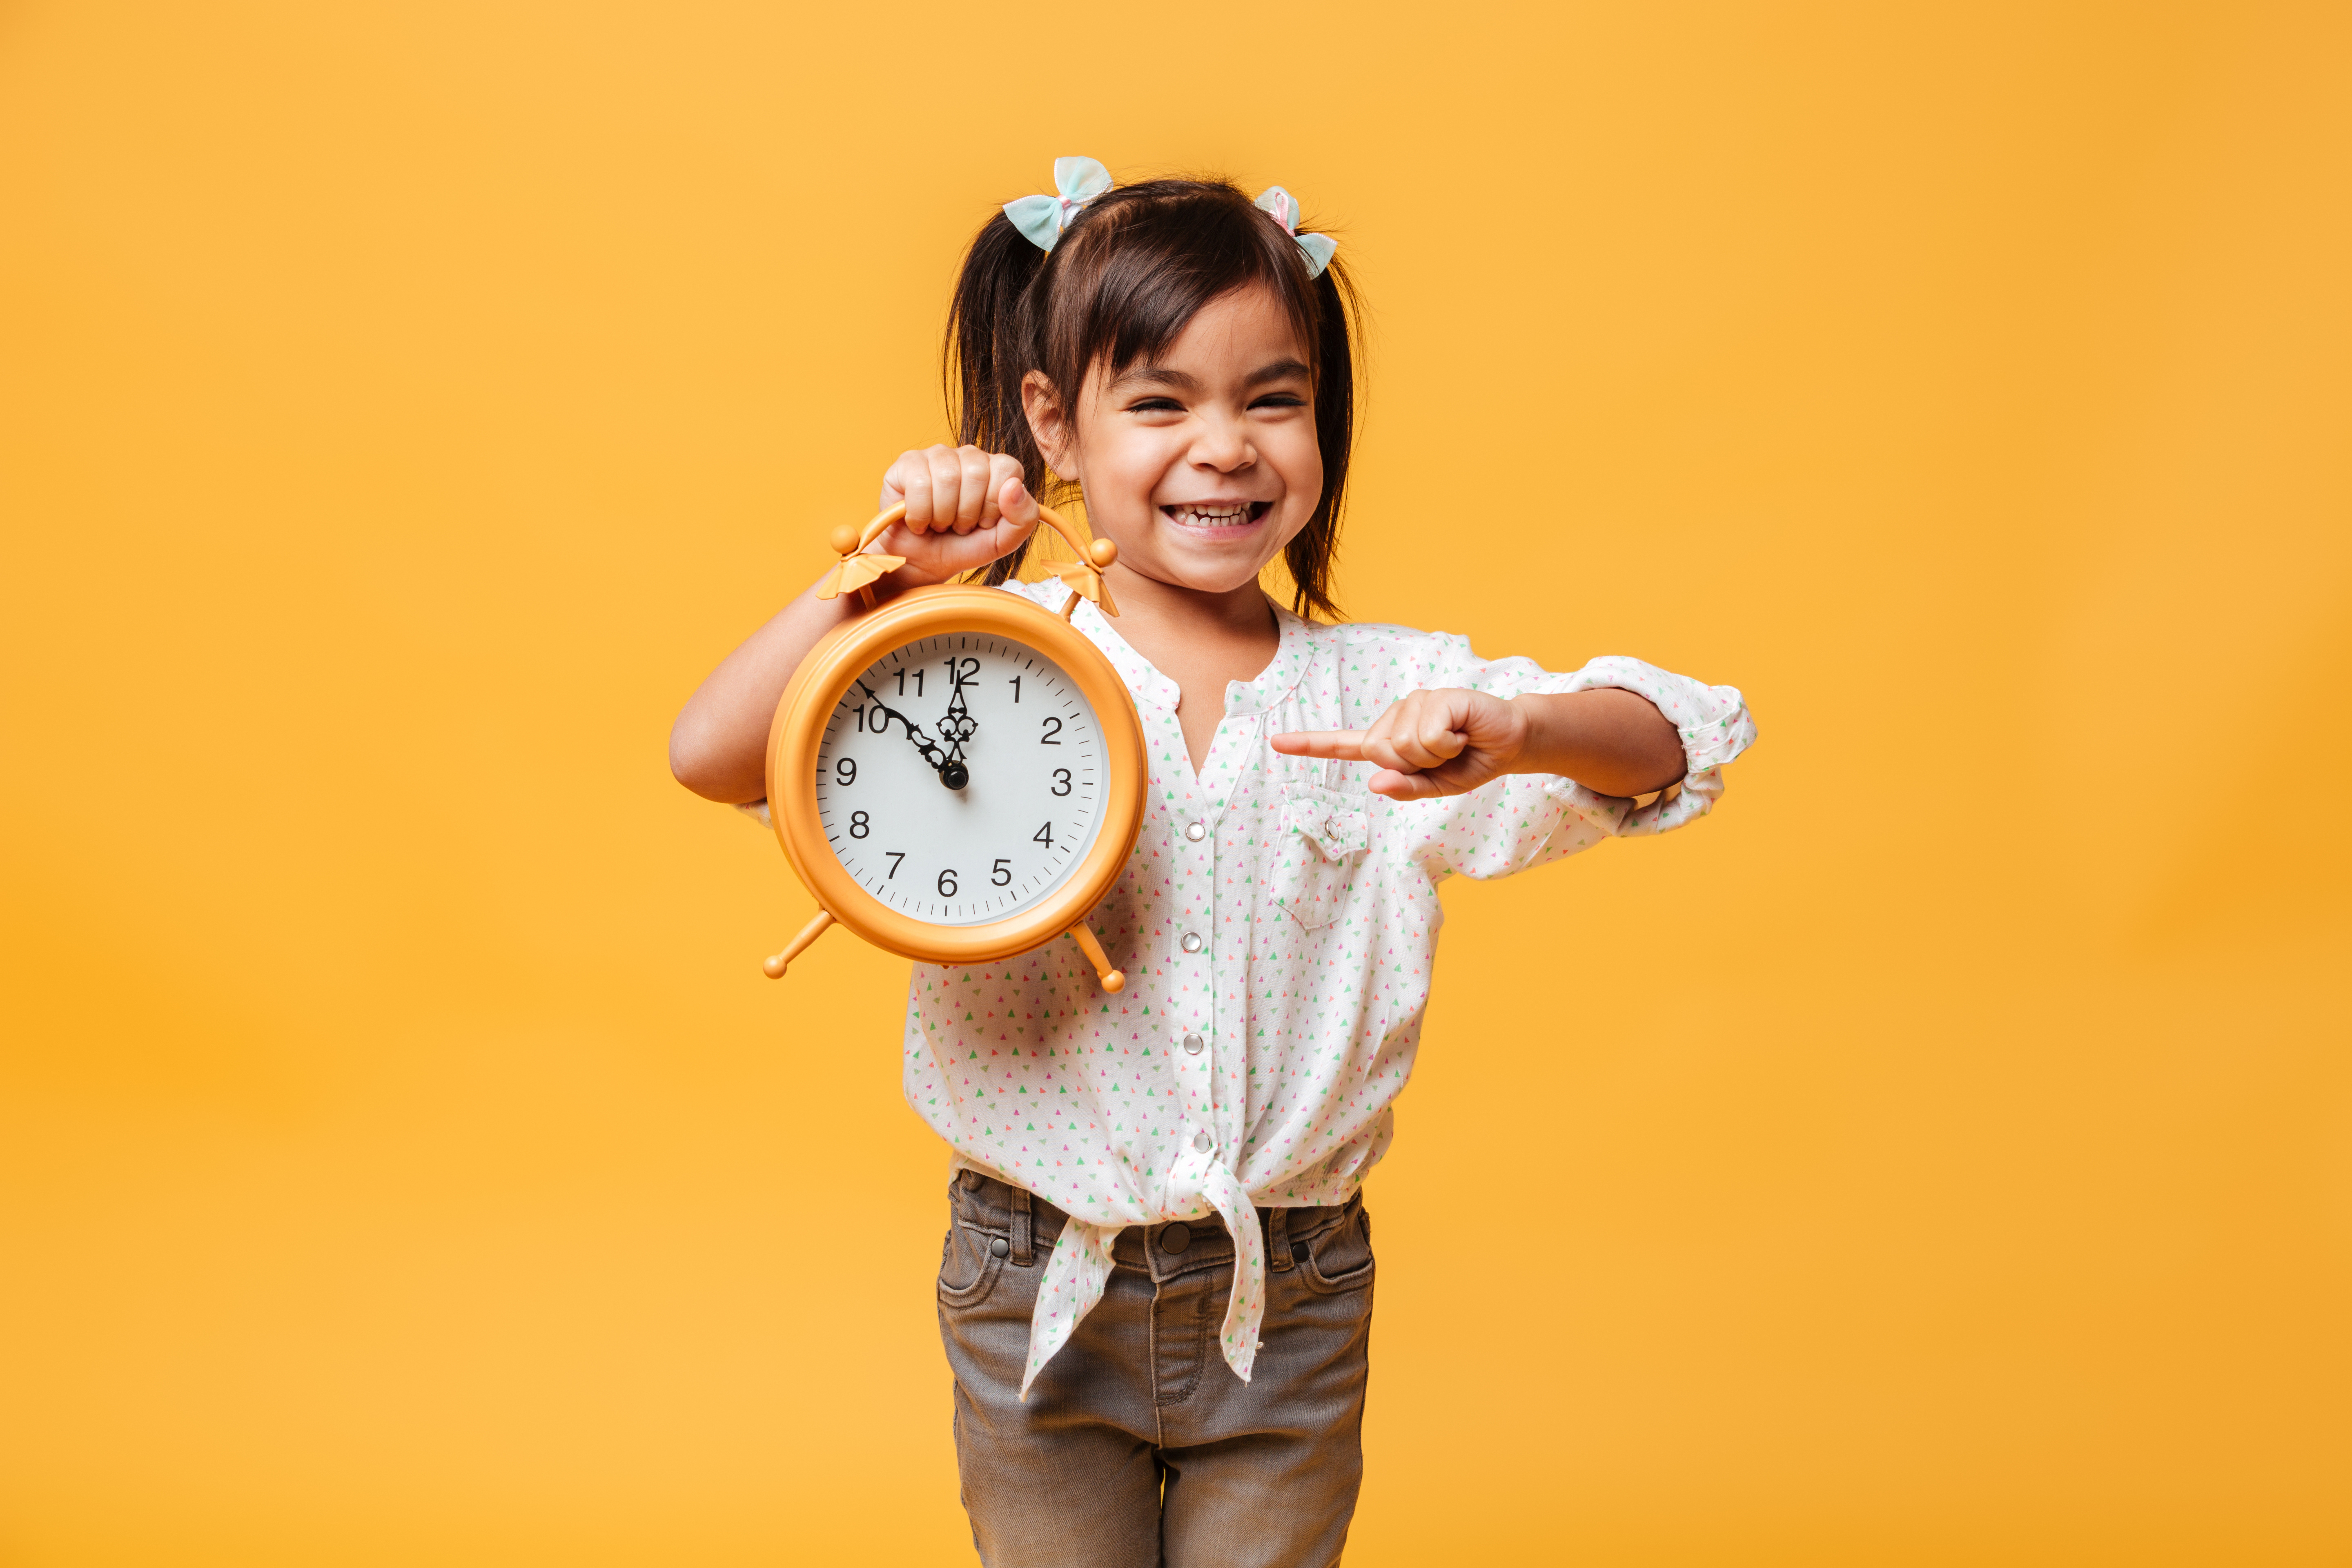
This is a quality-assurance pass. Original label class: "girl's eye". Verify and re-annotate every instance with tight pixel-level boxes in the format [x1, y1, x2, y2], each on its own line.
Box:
[1128, 397, 1184, 414]
[1250, 393, 1308, 410]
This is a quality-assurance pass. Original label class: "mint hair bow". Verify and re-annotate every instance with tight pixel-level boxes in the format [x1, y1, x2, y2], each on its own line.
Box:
[1254, 186, 1337, 279]
[1003, 156, 1114, 252]
[1003, 158, 1337, 281]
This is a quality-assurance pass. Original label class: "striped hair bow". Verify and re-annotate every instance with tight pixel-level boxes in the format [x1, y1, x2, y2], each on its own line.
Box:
[1254, 186, 1336, 278]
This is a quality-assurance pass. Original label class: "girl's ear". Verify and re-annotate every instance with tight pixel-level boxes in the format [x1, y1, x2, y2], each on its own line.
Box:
[1022, 372, 1076, 480]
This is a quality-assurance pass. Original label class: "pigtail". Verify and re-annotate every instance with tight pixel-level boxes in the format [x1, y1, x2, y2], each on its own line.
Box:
[1278, 252, 1358, 623]
[944, 214, 1054, 587]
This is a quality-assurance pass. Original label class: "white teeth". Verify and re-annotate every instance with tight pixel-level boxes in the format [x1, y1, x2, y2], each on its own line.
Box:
[1168, 504, 1255, 528]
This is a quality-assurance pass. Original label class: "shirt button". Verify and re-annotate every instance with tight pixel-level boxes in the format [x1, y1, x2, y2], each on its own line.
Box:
[1182, 1032, 1205, 1055]
[1158, 1222, 1192, 1255]
[988, 1236, 1009, 1258]
[1180, 931, 1203, 953]
[1185, 820, 1206, 842]
[1192, 1130, 1212, 1153]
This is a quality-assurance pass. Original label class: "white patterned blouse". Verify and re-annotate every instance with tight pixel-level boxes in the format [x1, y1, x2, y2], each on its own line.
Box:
[862, 579, 1753, 1397]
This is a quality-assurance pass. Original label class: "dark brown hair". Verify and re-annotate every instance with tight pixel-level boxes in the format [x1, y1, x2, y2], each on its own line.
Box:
[945, 175, 1360, 621]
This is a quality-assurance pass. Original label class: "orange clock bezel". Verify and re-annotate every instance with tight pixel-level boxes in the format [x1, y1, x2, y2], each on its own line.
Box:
[764, 584, 1147, 967]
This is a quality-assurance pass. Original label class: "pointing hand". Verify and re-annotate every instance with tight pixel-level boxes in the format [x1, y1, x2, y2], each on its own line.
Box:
[1271, 689, 1528, 801]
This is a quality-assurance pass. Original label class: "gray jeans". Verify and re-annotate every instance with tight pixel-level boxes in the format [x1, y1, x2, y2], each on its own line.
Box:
[936, 1170, 1377, 1568]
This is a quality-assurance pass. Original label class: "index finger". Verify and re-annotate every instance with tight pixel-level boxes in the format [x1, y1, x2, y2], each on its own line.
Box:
[1269, 730, 1366, 760]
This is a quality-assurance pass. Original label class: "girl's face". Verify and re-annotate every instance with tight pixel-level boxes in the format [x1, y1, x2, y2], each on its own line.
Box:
[1027, 284, 1323, 599]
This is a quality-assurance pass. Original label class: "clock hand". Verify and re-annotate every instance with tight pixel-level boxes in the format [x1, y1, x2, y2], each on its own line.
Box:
[938, 682, 978, 764]
[931, 677, 980, 792]
[855, 681, 962, 788]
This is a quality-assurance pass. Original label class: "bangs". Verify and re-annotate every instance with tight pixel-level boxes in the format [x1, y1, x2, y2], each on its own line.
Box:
[1044, 186, 1320, 389]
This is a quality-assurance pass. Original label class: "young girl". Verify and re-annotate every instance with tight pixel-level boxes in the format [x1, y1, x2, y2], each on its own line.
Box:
[671, 157, 1754, 1568]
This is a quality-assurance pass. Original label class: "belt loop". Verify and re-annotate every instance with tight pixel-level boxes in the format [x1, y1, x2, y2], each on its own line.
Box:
[1011, 1185, 1033, 1266]
[1267, 1205, 1293, 1272]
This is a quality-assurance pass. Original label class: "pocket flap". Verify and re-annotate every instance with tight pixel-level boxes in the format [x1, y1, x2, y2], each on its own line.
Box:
[1280, 782, 1370, 861]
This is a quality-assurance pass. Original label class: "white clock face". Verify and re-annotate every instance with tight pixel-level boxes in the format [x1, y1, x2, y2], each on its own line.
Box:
[813, 633, 1107, 927]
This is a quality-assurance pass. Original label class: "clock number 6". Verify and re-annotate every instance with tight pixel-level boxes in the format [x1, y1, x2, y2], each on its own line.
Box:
[937, 868, 958, 898]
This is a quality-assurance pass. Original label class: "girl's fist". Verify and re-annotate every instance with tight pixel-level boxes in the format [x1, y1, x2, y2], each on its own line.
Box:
[874, 444, 1040, 586]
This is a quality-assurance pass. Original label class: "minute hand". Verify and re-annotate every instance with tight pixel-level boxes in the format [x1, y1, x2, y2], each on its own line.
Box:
[855, 681, 949, 773]
[938, 682, 978, 764]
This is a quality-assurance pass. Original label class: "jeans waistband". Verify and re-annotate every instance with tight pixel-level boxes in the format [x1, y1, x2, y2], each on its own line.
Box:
[952, 1168, 1356, 1276]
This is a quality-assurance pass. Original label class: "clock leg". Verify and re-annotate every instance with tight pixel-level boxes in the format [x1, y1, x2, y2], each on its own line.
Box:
[1067, 923, 1126, 993]
[762, 909, 835, 979]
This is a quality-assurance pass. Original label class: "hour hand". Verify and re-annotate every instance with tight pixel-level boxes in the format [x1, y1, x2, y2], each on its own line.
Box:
[856, 681, 960, 788]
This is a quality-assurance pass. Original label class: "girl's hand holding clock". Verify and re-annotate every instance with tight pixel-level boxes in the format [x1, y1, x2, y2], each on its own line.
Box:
[875, 443, 1040, 586]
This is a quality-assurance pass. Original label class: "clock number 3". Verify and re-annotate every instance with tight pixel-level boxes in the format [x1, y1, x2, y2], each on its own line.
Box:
[1051, 768, 1071, 796]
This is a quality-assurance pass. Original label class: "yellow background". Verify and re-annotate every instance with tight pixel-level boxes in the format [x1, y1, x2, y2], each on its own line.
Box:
[4, 1, 2347, 1562]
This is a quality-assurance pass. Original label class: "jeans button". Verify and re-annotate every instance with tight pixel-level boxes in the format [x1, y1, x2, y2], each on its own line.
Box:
[988, 1236, 1009, 1258]
[1182, 1032, 1205, 1055]
[1158, 1222, 1192, 1255]
[1180, 931, 1203, 953]
[1192, 1129, 1212, 1153]
[1185, 820, 1206, 842]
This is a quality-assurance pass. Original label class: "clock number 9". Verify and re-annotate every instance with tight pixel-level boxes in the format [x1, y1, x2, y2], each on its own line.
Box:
[937, 868, 958, 898]
[835, 757, 856, 786]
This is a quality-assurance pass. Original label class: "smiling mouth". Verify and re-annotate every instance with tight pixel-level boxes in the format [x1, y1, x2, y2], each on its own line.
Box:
[1163, 501, 1274, 529]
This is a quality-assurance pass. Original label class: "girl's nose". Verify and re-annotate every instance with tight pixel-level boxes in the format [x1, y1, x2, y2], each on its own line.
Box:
[1191, 416, 1254, 472]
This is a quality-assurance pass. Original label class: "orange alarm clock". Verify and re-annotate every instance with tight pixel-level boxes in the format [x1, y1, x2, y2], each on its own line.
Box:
[757, 502, 1147, 992]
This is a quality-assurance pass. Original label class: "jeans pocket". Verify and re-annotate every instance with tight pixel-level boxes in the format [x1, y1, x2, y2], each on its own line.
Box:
[938, 1219, 1007, 1308]
[1299, 1205, 1375, 1294]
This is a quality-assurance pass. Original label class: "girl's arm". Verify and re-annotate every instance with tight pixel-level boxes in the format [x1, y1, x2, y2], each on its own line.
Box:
[669, 448, 1038, 803]
[1271, 686, 1684, 802]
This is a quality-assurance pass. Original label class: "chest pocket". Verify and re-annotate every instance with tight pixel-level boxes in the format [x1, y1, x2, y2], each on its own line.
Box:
[1264, 781, 1372, 938]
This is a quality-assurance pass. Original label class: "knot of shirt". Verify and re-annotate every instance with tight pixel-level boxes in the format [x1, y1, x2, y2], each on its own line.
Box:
[1019, 1155, 1267, 1400]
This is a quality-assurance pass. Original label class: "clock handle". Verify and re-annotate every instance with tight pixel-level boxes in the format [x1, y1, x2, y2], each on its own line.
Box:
[1067, 923, 1126, 993]
[761, 909, 835, 980]
[818, 503, 1120, 617]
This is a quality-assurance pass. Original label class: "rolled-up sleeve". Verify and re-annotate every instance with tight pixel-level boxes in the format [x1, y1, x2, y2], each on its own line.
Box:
[1390, 637, 1755, 882]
